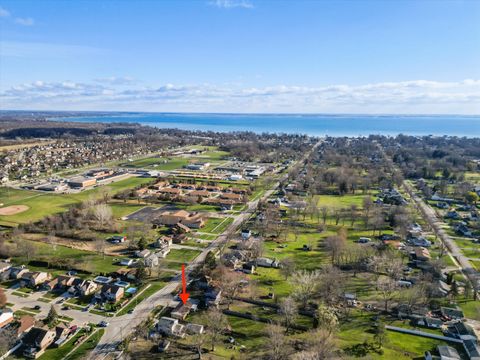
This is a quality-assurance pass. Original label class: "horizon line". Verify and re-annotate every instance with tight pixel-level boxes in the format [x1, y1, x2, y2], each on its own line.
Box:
[1, 109, 480, 117]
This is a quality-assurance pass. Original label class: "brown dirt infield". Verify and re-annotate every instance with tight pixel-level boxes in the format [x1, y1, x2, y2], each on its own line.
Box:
[0, 205, 29, 215]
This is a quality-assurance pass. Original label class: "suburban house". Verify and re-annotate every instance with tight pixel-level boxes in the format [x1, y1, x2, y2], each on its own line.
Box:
[256, 257, 280, 268]
[98, 284, 124, 302]
[46, 275, 76, 292]
[241, 229, 252, 240]
[154, 236, 173, 249]
[135, 249, 151, 258]
[144, 253, 160, 268]
[14, 315, 35, 338]
[454, 223, 472, 238]
[22, 327, 56, 358]
[413, 247, 431, 262]
[75, 280, 98, 297]
[205, 287, 222, 307]
[180, 214, 205, 229]
[171, 303, 192, 320]
[440, 307, 464, 321]
[446, 322, 477, 341]
[156, 317, 185, 337]
[0, 309, 14, 328]
[220, 192, 243, 202]
[113, 268, 137, 282]
[415, 316, 443, 329]
[21, 271, 50, 288]
[9, 266, 30, 280]
[154, 210, 205, 228]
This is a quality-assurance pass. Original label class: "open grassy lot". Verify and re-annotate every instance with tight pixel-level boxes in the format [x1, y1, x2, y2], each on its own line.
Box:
[200, 217, 234, 234]
[315, 193, 373, 209]
[13, 239, 127, 274]
[338, 312, 460, 359]
[165, 249, 201, 263]
[0, 177, 154, 226]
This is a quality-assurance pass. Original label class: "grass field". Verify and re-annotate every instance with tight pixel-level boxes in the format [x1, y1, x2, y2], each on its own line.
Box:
[67, 329, 105, 360]
[0, 177, 153, 225]
[13, 239, 127, 274]
[200, 216, 234, 234]
[166, 249, 201, 263]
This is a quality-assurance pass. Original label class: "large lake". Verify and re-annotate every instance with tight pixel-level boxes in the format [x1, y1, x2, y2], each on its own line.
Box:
[56, 113, 480, 137]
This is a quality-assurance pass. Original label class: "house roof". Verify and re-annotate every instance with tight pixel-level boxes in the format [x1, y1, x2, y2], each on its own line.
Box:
[441, 307, 464, 319]
[437, 345, 461, 360]
[16, 315, 35, 336]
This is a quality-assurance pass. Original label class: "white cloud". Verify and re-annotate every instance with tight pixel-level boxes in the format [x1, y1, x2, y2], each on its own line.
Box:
[208, 0, 254, 9]
[94, 76, 137, 85]
[14, 17, 34, 26]
[0, 6, 34, 26]
[0, 6, 10, 17]
[1, 79, 479, 114]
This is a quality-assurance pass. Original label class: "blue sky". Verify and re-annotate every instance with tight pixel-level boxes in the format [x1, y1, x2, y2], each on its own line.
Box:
[1, 0, 479, 114]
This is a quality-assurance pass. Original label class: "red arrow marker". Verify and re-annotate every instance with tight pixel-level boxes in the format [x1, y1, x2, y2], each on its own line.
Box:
[179, 263, 190, 305]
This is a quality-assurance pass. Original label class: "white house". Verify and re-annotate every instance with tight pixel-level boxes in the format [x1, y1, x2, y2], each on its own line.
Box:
[156, 317, 185, 338]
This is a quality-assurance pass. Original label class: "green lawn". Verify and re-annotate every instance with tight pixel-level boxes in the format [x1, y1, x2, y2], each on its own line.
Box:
[166, 249, 201, 263]
[13, 239, 127, 274]
[67, 329, 105, 360]
[315, 193, 373, 209]
[200, 217, 233, 234]
[0, 177, 154, 225]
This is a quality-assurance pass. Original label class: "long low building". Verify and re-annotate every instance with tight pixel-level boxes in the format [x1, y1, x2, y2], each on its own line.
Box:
[67, 176, 97, 189]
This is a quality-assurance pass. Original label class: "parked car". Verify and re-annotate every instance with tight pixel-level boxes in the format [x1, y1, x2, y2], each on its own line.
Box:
[98, 321, 109, 327]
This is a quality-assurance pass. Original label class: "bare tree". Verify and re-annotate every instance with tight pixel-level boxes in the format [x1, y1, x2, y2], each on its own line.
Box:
[204, 307, 228, 352]
[291, 329, 337, 360]
[324, 232, 346, 265]
[289, 270, 319, 308]
[212, 266, 245, 309]
[315, 302, 338, 334]
[16, 240, 37, 262]
[279, 257, 296, 280]
[317, 265, 345, 306]
[0, 288, 6, 308]
[321, 207, 328, 225]
[265, 324, 290, 360]
[279, 296, 297, 333]
[191, 332, 206, 359]
[95, 238, 106, 260]
[92, 203, 113, 228]
[376, 277, 398, 312]
[0, 327, 17, 356]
